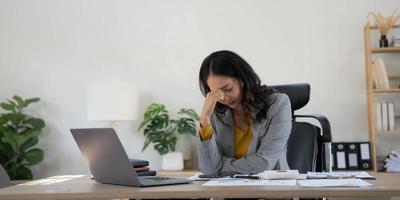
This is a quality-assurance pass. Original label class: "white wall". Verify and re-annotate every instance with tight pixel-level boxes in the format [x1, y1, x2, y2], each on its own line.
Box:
[0, 0, 399, 178]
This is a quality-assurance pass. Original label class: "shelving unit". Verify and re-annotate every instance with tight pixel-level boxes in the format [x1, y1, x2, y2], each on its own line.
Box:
[364, 23, 400, 172]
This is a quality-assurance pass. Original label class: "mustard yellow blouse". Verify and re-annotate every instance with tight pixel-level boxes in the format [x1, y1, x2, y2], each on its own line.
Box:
[199, 121, 253, 159]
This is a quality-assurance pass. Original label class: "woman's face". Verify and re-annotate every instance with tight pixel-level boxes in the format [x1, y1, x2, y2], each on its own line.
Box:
[206, 74, 243, 109]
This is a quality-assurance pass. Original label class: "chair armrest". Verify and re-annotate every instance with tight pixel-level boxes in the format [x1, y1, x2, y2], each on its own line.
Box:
[293, 114, 332, 142]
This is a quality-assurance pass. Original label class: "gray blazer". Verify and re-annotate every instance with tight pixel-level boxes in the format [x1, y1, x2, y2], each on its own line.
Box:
[196, 93, 292, 175]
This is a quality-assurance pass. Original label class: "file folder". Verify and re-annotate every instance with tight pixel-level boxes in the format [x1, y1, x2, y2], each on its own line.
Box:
[346, 143, 360, 170]
[333, 143, 347, 170]
[358, 142, 372, 170]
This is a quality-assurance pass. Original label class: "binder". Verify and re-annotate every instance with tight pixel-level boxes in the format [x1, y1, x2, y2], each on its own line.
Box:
[382, 102, 388, 131]
[346, 143, 360, 170]
[376, 102, 382, 131]
[332, 143, 347, 170]
[358, 142, 372, 170]
[388, 102, 395, 131]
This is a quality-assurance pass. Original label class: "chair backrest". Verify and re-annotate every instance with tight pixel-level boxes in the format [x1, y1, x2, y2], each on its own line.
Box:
[286, 122, 319, 172]
[273, 83, 331, 173]
[0, 164, 12, 188]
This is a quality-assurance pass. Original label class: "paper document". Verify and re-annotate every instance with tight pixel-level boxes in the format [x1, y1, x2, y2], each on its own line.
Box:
[298, 179, 373, 187]
[202, 179, 296, 186]
[307, 171, 375, 179]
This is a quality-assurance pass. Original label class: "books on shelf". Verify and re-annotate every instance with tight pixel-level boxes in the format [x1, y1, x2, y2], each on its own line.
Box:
[375, 101, 396, 132]
[371, 58, 390, 89]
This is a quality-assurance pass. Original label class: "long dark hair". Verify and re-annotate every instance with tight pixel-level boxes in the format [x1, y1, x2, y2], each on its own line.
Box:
[199, 50, 277, 123]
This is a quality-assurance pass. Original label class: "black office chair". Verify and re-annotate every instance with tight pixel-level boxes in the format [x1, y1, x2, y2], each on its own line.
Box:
[273, 83, 332, 173]
[0, 164, 12, 189]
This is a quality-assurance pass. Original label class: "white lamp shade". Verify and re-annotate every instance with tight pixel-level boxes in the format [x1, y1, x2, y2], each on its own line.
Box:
[87, 82, 138, 121]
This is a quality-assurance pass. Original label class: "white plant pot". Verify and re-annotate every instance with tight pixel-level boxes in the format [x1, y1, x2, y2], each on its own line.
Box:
[161, 152, 184, 171]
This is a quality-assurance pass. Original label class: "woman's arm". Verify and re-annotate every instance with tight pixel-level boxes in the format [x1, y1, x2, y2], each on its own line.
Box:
[196, 114, 223, 175]
[219, 94, 292, 174]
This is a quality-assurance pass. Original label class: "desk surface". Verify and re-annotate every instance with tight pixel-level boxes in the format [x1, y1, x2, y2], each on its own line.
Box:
[0, 172, 400, 199]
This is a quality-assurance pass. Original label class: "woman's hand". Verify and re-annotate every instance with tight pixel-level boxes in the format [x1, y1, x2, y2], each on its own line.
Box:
[200, 89, 224, 127]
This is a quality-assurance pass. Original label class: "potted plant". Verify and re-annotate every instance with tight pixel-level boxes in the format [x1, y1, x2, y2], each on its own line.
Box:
[0, 96, 45, 180]
[138, 103, 199, 170]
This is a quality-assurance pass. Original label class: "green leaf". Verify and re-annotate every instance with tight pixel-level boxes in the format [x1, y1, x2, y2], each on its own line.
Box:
[24, 97, 40, 106]
[13, 96, 25, 109]
[145, 130, 165, 141]
[141, 138, 152, 152]
[0, 142, 13, 161]
[24, 118, 45, 130]
[0, 116, 7, 126]
[144, 103, 166, 119]
[178, 108, 200, 121]
[168, 136, 177, 152]
[150, 114, 169, 129]
[15, 131, 40, 148]
[0, 103, 15, 112]
[155, 143, 169, 155]
[24, 148, 44, 164]
[137, 120, 149, 131]
[177, 118, 196, 135]
[7, 100, 18, 111]
[138, 103, 168, 131]
[20, 137, 39, 151]
[1, 131, 18, 151]
[3, 113, 25, 127]
[14, 166, 33, 180]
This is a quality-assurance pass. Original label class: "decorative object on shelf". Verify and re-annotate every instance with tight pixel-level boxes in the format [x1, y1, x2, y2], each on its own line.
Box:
[368, 9, 400, 47]
[87, 81, 138, 127]
[138, 103, 199, 170]
[380, 35, 389, 47]
[384, 151, 400, 172]
[0, 96, 45, 180]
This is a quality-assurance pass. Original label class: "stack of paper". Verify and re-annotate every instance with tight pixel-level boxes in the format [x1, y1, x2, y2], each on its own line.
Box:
[385, 151, 400, 172]
[298, 179, 372, 187]
[307, 171, 374, 179]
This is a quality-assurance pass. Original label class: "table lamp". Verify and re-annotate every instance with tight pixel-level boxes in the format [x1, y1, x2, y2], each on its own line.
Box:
[87, 82, 138, 127]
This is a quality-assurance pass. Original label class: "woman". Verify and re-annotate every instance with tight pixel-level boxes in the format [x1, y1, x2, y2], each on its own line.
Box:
[197, 50, 292, 175]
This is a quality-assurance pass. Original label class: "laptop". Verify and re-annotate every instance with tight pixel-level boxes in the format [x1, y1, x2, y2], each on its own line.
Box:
[70, 128, 193, 187]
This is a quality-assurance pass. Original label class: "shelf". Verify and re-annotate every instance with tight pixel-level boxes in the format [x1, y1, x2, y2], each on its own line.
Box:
[376, 130, 400, 135]
[371, 89, 400, 93]
[364, 23, 400, 172]
[389, 76, 400, 80]
[369, 25, 400, 29]
[371, 47, 400, 53]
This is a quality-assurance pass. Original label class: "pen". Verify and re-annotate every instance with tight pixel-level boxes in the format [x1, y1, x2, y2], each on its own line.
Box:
[233, 175, 260, 180]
